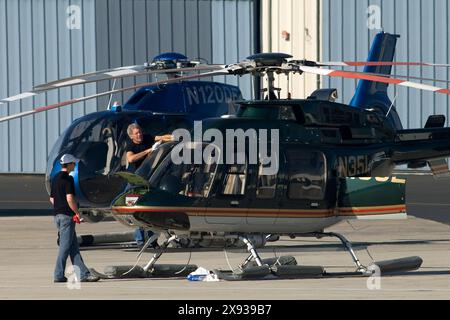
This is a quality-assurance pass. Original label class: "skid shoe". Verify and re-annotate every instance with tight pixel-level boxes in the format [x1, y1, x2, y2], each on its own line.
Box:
[90, 264, 198, 279]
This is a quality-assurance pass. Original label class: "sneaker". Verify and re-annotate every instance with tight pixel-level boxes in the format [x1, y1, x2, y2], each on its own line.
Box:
[80, 274, 100, 282]
[54, 277, 68, 283]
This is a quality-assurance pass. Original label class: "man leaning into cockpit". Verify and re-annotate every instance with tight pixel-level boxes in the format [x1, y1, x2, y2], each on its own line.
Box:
[125, 123, 173, 249]
[125, 123, 173, 172]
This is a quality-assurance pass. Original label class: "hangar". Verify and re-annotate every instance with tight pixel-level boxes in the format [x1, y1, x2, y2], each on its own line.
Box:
[1, 0, 449, 173]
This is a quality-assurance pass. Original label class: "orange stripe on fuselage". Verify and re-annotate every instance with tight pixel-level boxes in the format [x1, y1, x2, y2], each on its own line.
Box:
[112, 204, 406, 218]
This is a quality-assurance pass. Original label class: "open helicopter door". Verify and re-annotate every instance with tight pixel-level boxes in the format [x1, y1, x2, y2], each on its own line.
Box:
[205, 153, 250, 226]
[246, 152, 283, 226]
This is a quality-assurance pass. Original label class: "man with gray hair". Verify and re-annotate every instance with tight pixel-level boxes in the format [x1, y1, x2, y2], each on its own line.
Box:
[126, 123, 173, 171]
[125, 123, 173, 248]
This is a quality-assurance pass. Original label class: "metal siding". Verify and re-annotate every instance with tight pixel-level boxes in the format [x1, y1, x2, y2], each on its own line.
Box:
[342, 0, 356, 104]
[133, 0, 149, 87]
[0, 0, 97, 173]
[108, 0, 124, 106]
[0, 0, 8, 172]
[435, 0, 448, 125]
[172, 0, 187, 54]
[94, 0, 111, 109]
[44, 1, 60, 163]
[237, 0, 252, 99]
[32, 0, 48, 173]
[321, 0, 330, 89]
[211, 0, 226, 84]
[19, 0, 34, 172]
[185, 0, 200, 60]
[57, 0, 73, 133]
[329, 0, 344, 99]
[394, 0, 409, 127]
[159, 0, 173, 53]
[224, 0, 238, 87]
[407, 0, 421, 129]
[421, 0, 434, 125]
[199, 0, 213, 64]
[0, 0, 254, 173]
[121, 0, 136, 102]
[322, 0, 450, 130]
[83, 0, 98, 115]
[7, 0, 22, 173]
[71, 0, 87, 121]
[146, 0, 161, 59]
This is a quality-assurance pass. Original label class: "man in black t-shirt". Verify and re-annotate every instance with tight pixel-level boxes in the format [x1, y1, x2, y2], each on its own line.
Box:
[50, 154, 99, 283]
[125, 123, 173, 171]
[125, 123, 173, 248]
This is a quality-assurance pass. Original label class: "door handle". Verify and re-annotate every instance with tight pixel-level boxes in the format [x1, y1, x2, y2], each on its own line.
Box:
[230, 201, 240, 207]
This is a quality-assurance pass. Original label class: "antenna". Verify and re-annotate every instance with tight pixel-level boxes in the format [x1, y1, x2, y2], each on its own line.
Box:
[107, 79, 117, 110]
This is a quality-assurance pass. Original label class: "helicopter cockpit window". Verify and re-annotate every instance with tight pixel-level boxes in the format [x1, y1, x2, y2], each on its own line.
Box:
[287, 150, 326, 200]
[222, 163, 247, 196]
[149, 143, 219, 198]
[62, 118, 120, 175]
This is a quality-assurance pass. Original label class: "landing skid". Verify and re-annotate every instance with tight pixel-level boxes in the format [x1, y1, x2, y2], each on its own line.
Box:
[212, 233, 422, 281]
[90, 232, 423, 281]
[91, 234, 198, 279]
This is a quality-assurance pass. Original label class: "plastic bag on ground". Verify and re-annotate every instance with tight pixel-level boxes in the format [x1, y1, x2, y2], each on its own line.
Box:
[187, 267, 218, 282]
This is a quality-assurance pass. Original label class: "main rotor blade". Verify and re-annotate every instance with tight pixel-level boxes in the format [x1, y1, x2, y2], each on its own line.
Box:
[33, 64, 225, 91]
[299, 66, 450, 95]
[0, 65, 225, 106]
[0, 69, 230, 123]
[317, 61, 450, 67]
[311, 69, 450, 85]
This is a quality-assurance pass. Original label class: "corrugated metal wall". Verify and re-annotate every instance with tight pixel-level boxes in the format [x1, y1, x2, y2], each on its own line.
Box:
[0, 0, 256, 173]
[322, 0, 450, 130]
[95, 0, 256, 107]
[0, 0, 97, 173]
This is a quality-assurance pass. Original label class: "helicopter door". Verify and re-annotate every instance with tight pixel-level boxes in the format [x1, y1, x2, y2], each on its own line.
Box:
[247, 154, 282, 225]
[205, 162, 249, 225]
[276, 149, 331, 227]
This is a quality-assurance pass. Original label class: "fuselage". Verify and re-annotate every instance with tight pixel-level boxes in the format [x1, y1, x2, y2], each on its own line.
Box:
[111, 99, 408, 235]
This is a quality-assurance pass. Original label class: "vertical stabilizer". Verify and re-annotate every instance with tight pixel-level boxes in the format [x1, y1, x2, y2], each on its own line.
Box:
[350, 32, 403, 129]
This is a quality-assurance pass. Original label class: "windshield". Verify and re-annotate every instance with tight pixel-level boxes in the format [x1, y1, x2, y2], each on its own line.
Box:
[45, 114, 131, 183]
[149, 142, 219, 198]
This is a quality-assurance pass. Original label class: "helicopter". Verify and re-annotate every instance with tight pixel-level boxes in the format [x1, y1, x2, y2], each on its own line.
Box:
[2, 32, 450, 279]
[0, 32, 403, 229]
[102, 39, 450, 280]
[1, 52, 243, 222]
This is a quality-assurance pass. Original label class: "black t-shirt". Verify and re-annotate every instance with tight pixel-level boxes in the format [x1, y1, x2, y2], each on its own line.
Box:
[125, 136, 154, 170]
[50, 171, 76, 216]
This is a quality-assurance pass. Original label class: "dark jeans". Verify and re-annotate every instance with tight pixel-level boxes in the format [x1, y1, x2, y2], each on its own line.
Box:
[134, 228, 155, 246]
[54, 214, 90, 280]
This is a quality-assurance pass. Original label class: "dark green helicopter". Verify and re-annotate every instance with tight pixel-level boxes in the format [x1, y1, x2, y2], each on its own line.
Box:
[101, 51, 450, 280]
[4, 33, 450, 280]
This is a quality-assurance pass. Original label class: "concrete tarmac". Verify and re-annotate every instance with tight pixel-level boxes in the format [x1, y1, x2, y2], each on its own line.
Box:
[1, 215, 450, 299]
[1, 174, 450, 299]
